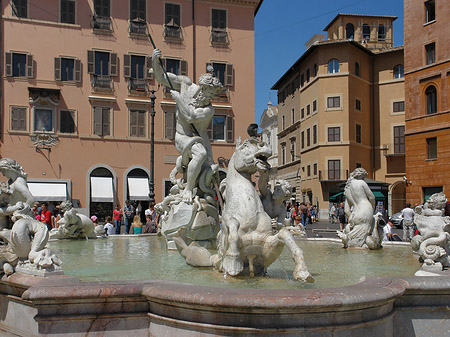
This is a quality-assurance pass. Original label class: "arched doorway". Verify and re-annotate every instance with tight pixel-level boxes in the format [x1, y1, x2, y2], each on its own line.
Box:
[126, 167, 150, 223]
[89, 167, 115, 222]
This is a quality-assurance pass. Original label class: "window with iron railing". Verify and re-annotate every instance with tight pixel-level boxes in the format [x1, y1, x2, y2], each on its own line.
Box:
[92, 15, 112, 31]
[164, 3, 181, 39]
[328, 160, 341, 180]
[211, 9, 228, 44]
[393, 126, 405, 154]
[87, 50, 117, 91]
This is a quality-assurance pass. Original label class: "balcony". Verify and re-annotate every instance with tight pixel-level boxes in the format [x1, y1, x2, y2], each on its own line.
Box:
[129, 19, 148, 36]
[91, 15, 112, 31]
[210, 28, 228, 45]
[128, 78, 148, 95]
[91, 75, 113, 92]
[319, 170, 349, 182]
[164, 19, 182, 40]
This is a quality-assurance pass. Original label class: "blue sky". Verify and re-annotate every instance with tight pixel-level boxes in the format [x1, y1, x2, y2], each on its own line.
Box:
[254, 0, 404, 123]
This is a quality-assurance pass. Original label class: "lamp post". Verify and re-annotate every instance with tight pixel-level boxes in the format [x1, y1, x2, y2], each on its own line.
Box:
[148, 89, 156, 204]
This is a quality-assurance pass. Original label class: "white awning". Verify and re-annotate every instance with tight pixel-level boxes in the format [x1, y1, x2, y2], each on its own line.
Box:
[128, 177, 149, 201]
[90, 177, 114, 202]
[27, 182, 67, 202]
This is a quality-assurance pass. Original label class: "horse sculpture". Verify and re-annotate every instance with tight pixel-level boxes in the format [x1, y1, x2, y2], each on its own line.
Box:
[174, 136, 314, 282]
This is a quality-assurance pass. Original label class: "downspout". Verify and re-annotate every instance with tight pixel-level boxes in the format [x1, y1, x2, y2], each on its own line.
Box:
[192, 0, 196, 81]
[370, 54, 375, 180]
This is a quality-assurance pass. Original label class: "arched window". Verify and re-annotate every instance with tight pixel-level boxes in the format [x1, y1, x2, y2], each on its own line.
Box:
[426, 85, 437, 114]
[393, 64, 404, 79]
[362, 24, 370, 41]
[346, 23, 354, 39]
[355, 62, 360, 77]
[378, 24, 385, 41]
[328, 59, 339, 74]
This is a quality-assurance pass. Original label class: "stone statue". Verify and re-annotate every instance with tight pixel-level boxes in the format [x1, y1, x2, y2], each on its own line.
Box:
[152, 48, 223, 249]
[337, 168, 381, 249]
[174, 135, 314, 282]
[411, 192, 450, 268]
[259, 171, 292, 227]
[0, 159, 61, 275]
[49, 201, 96, 239]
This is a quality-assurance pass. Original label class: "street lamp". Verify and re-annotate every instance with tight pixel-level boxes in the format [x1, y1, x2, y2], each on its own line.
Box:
[148, 89, 156, 204]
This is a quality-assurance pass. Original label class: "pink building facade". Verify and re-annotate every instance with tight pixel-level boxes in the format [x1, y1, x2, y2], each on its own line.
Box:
[1, 0, 261, 219]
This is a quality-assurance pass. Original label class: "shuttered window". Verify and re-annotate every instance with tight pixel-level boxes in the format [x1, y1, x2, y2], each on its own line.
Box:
[328, 160, 340, 180]
[129, 109, 146, 137]
[60, 110, 76, 134]
[212, 9, 226, 29]
[5, 52, 33, 78]
[328, 127, 340, 142]
[94, 0, 110, 17]
[130, 0, 146, 21]
[164, 110, 176, 140]
[165, 3, 180, 26]
[87, 50, 117, 77]
[93, 107, 111, 136]
[10, 106, 27, 131]
[208, 62, 232, 86]
[394, 126, 405, 154]
[60, 0, 75, 24]
[12, 0, 27, 18]
[327, 96, 340, 108]
[356, 124, 362, 143]
[393, 101, 405, 113]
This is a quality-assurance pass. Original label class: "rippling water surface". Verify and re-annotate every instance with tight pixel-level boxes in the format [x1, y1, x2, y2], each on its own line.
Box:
[48, 236, 419, 289]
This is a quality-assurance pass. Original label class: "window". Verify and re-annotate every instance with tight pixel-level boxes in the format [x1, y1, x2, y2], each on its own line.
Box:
[328, 160, 340, 180]
[10, 106, 26, 131]
[55, 57, 81, 82]
[301, 108, 305, 119]
[209, 115, 234, 142]
[124, 55, 146, 79]
[425, 0, 435, 23]
[87, 50, 117, 90]
[164, 3, 181, 39]
[211, 9, 228, 44]
[290, 141, 295, 161]
[208, 62, 233, 86]
[356, 99, 361, 111]
[307, 165, 311, 177]
[393, 101, 405, 113]
[313, 125, 317, 144]
[281, 115, 285, 130]
[346, 23, 354, 39]
[355, 62, 360, 77]
[306, 68, 310, 82]
[427, 137, 437, 159]
[92, 0, 111, 30]
[301, 131, 304, 149]
[313, 163, 317, 176]
[12, 0, 27, 18]
[426, 43, 436, 65]
[281, 144, 286, 165]
[164, 109, 176, 140]
[313, 64, 318, 77]
[378, 24, 385, 41]
[212, 115, 226, 140]
[306, 128, 310, 147]
[60, 0, 75, 24]
[301, 73, 305, 87]
[426, 86, 437, 114]
[328, 59, 339, 73]
[356, 124, 361, 143]
[129, 0, 147, 35]
[313, 100, 317, 112]
[328, 127, 340, 142]
[362, 24, 370, 41]
[5, 52, 33, 78]
[34, 108, 54, 132]
[129, 109, 146, 137]
[393, 64, 404, 79]
[393, 126, 405, 154]
[93, 106, 111, 136]
[307, 104, 310, 116]
[60, 110, 76, 134]
[291, 108, 295, 124]
[327, 96, 340, 108]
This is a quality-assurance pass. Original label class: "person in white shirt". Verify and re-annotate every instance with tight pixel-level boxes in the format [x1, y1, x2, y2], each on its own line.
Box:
[383, 219, 401, 241]
[103, 216, 115, 236]
[401, 203, 415, 241]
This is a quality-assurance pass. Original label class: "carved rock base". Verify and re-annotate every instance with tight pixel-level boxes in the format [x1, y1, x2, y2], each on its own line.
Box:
[15, 261, 64, 277]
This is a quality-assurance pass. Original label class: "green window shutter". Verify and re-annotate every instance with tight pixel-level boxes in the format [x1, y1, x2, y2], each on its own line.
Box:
[87, 50, 94, 74]
[54, 57, 61, 81]
[123, 54, 131, 78]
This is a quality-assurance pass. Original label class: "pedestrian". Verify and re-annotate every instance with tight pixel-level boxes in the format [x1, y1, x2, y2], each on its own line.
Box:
[401, 203, 415, 242]
[300, 202, 309, 227]
[143, 214, 157, 233]
[329, 203, 337, 224]
[310, 205, 317, 223]
[51, 208, 60, 229]
[337, 202, 346, 231]
[144, 203, 158, 232]
[131, 215, 143, 234]
[123, 200, 135, 234]
[103, 216, 115, 236]
[113, 204, 123, 234]
[383, 218, 402, 241]
[40, 202, 52, 231]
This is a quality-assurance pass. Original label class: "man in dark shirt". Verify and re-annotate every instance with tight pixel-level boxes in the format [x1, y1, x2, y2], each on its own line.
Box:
[40, 202, 52, 231]
[123, 200, 135, 234]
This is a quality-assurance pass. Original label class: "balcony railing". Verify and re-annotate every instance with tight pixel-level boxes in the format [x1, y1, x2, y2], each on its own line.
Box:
[128, 78, 148, 95]
[92, 15, 112, 31]
[91, 75, 113, 91]
[129, 19, 148, 36]
[319, 170, 349, 181]
[210, 28, 228, 45]
[164, 25, 182, 40]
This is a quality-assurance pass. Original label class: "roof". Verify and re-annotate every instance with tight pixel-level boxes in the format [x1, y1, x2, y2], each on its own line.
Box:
[271, 40, 371, 90]
[323, 13, 398, 31]
[255, 0, 264, 16]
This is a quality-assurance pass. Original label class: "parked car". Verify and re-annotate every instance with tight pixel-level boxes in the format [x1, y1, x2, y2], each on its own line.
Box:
[390, 212, 403, 228]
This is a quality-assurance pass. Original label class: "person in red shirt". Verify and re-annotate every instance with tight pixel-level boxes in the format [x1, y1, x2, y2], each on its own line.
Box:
[113, 204, 123, 234]
[40, 202, 52, 231]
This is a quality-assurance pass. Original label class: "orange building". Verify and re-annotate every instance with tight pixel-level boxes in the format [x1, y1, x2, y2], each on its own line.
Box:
[404, 0, 450, 203]
[0, 0, 262, 219]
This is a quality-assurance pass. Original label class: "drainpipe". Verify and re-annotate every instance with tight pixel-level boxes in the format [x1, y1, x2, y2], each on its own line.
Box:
[192, 0, 196, 80]
[370, 54, 375, 180]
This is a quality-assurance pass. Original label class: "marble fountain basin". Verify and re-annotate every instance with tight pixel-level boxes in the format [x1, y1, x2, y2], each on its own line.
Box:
[0, 235, 448, 337]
